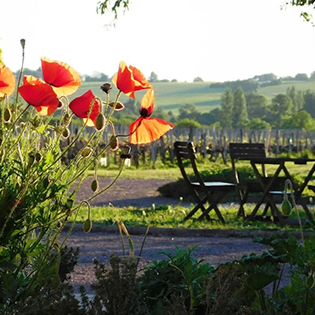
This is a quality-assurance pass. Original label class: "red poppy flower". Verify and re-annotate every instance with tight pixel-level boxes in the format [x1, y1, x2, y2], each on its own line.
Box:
[69, 90, 101, 127]
[41, 57, 81, 97]
[112, 61, 151, 99]
[129, 89, 174, 144]
[0, 64, 16, 97]
[18, 75, 60, 116]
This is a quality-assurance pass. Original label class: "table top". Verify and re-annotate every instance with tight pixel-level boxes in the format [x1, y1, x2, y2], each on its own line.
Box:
[238, 157, 315, 164]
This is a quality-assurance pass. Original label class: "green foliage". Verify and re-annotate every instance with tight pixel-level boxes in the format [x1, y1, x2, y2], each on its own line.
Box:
[232, 87, 248, 128]
[268, 93, 293, 127]
[245, 93, 268, 120]
[175, 118, 202, 128]
[209, 79, 259, 93]
[220, 87, 233, 128]
[96, 0, 129, 20]
[280, 110, 315, 131]
[140, 246, 215, 314]
[91, 256, 146, 315]
[303, 90, 315, 118]
[247, 118, 271, 130]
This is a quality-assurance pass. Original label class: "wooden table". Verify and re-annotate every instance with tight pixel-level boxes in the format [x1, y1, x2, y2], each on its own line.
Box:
[240, 157, 315, 225]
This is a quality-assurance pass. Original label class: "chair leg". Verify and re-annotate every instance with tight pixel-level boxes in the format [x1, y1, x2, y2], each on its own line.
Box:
[197, 192, 228, 223]
[237, 189, 249, 219]
[184, 195, 211, 221]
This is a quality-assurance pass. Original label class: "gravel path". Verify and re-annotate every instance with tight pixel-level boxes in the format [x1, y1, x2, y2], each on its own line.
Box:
[65, 177, 269, 294]
[63, 230, 266, 294]
[75, 177, 188, 208]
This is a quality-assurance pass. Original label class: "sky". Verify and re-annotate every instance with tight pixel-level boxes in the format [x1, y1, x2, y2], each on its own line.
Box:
[0, 0, 314, 82]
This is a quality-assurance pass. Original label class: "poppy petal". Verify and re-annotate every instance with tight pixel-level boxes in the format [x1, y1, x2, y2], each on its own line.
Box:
[41, 57, 81, 97]
[140, 88, 155, 117]
[129, 117, 174, 144]
[130, 66, 152, 91]
[112, 61, 135, 98]
[18, 75, 59, 116]
[69, 90, 101, 127]
[112, 61, 151, 99]
[0, 64, 16, 97]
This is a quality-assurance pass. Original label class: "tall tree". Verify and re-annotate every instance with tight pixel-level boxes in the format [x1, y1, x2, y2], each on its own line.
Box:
[219, 87, 233, 128]
[232, 87, 248, 128]
[149, 71, 158, 83]
[303, 90, 315, 117]
[245, 93, 268, 120]
[286, 86, 304, 112]
[268, 93, 293, 127]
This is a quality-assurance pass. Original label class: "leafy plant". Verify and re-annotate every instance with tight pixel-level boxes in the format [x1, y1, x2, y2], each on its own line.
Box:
[0, 39, 172, 311]
[140, 246, 214, 314]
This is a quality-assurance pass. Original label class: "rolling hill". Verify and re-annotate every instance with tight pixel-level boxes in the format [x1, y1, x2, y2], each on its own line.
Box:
[69, 80, 315, 115]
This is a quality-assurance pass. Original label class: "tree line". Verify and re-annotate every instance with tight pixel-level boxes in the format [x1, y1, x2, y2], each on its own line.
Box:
[13, 67, 315, 131]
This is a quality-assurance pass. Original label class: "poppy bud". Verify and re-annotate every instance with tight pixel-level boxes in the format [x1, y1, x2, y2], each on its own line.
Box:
[28, 155, 35, 168]
[109, 135, 119, 151]
[35, 152, 42, 162]
[32, 116, 41, 128]
[95, 113, 106, 131]
[62, 113, 72, 126]
[120, 145, 131, 159]
[62, 127, 70, 139]
[81, 147, 93, 158]
[3, 108, 12, 123]
[100, 83, 112, 94]
[66, 199, 74, 209]
[53, 126, 62, 134]
[281, 199, 292, 216]
[108, 101, 125, 111]
[20, 38, 26, 48]
[83, 218, 93, 233]
[91, 179, 99, 192]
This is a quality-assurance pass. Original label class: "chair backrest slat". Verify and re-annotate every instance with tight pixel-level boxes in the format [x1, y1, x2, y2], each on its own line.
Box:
[229, 142, 267, 180]
[174, 141, 202, 186]
[229, 143, 266, 159]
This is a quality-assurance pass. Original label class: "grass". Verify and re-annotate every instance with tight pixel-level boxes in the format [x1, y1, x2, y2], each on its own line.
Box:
[73, 203, 315, 233]
[91, 159, 315, 185]
[79, 156, 315, 233]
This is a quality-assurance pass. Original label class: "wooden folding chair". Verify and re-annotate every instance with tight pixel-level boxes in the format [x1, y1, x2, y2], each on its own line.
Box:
[174, 141, 235, 223]
[229, 143, 267, 218]
[229, 142, 287, 220]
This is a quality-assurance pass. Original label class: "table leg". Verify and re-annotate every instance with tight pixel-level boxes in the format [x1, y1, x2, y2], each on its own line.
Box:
[293, 162, 315, 221]
[248, 162, 285, 224]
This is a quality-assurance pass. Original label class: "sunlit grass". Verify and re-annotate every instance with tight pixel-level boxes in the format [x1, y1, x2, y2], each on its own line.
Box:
[73, 203, 315, 233]
[90, 159, 315, 184]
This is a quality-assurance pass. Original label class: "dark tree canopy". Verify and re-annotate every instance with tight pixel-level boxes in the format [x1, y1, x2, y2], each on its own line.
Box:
[96, 0, 130, 19]
[96, 1, 315, 22]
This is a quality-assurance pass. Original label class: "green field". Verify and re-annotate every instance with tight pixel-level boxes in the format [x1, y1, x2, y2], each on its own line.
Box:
[69, 80, 315, 116]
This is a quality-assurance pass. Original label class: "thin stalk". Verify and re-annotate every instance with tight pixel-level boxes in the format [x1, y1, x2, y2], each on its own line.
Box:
[87, 160, 124, 202]
[14, 40, 25, 108]
[136, 225, 150, 269]
[0, 104, 30, 155]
